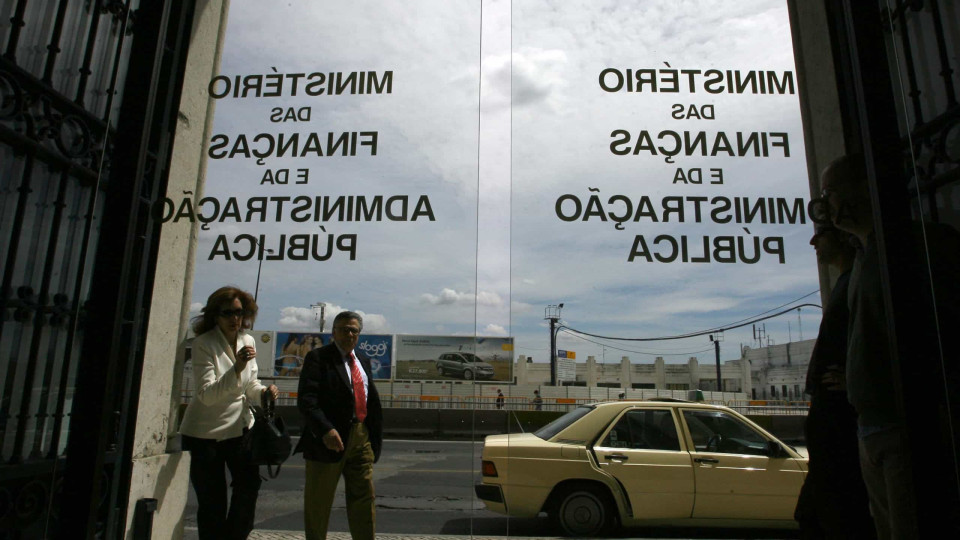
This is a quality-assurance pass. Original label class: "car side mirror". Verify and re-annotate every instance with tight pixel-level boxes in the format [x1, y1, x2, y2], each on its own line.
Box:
[765, 440, 785, 458]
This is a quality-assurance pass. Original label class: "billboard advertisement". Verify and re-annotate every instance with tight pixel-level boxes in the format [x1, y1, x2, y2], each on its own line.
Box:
[394, 335, 513, 382]
[250, 330, 276, 374]
[274, 332, 393, 380]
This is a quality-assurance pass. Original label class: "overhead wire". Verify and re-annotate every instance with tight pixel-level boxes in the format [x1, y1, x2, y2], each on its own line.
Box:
[557, 328, 715, 356]
[558, 303, 823, 342]
[695, 289, 821, 333]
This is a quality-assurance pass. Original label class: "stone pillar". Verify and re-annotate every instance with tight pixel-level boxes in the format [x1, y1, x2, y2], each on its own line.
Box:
[688, 357, 700, 389]
[125, 2, 231, 537]
[654, 357, 666, 389]
[786, 0, 848, 303]
[516, 355, 528, 384]
[739, 358, 752, 396]
[620, 356, 631, 388]
[586, 355, 597, 387]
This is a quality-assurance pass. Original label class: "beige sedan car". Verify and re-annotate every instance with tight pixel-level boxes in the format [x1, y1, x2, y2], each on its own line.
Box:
[475, 399, 806, 536]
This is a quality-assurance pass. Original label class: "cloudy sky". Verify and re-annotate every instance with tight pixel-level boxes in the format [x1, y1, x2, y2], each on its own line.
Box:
[191, 0, 822, 365]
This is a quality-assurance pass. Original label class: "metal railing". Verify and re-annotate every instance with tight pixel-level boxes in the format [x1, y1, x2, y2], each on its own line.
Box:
[725, 400, 811, 416]
[183, 384, 810, 416]
[381, 395, 598, 412]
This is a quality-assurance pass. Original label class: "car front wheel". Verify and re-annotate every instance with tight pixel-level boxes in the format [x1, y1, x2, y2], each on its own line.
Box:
[437, 365, 444, 376]
[555, 485, 613, 537]
[463, 369, 474, 380]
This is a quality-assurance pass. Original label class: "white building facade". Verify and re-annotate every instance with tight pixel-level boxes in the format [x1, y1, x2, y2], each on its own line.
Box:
[508, 339, 815, 402]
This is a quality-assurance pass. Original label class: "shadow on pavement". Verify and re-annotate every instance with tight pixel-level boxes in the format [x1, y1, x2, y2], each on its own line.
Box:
[440, 516, 800, 539]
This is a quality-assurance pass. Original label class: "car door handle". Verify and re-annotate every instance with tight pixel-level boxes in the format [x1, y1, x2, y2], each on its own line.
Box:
[604, 454, 629, 461]
[694, 457, 719, 464]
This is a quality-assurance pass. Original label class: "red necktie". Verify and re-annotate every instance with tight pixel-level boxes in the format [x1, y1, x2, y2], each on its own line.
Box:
[348, 351, 367, 423]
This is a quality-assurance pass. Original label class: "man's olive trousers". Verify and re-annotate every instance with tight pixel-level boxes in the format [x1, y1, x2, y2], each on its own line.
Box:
[304, 423, 375, 540]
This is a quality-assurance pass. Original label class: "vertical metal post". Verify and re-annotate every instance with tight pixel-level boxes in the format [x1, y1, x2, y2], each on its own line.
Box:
[255, 256, 264, 303]
[253, 238, 273, 304]
[713, 337, 721, 392]
[544, 303, 562, 387]
[549, 317, 557, 386]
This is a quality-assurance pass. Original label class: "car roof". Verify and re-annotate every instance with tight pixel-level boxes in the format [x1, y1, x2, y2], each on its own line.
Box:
[550, 400, 733, 441]
[591, 399, 725, 410]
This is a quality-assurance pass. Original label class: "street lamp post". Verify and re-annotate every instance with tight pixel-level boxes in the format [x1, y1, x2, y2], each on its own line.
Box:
[709, 331, 724, 392]
[252, 238, 274, 304]
[545, 303, 564, 386]
[311, 302, 327, 332]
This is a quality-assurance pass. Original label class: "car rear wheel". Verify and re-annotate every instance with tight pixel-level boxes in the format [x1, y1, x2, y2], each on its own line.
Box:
[463, 369, 474, 380]
[555, 485, 613, 537]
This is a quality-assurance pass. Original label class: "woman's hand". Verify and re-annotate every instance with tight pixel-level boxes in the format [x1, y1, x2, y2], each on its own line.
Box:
[234, 345, 256, 375]
[262, 384, 279, 401]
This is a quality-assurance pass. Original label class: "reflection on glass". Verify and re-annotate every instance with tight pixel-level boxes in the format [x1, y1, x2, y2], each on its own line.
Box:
[182, 0, 484, 536]
[509, 0, 815, 537]
[534, 405, 592, 440]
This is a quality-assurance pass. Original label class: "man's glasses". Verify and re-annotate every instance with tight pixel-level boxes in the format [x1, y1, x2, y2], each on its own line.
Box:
[811, 228, 835, 241]
[334, 327, 361, 335]
[219, 309, 246, 318]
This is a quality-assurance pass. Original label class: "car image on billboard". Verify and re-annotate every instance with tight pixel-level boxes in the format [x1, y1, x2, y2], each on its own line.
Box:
[395, 335, 513, 381]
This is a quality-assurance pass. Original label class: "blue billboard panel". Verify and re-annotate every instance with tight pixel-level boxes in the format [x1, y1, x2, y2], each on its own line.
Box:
[274, 332, 392, 380]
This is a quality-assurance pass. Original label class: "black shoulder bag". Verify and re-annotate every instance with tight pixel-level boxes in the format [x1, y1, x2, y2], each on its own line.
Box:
[248, 398, 292, 479]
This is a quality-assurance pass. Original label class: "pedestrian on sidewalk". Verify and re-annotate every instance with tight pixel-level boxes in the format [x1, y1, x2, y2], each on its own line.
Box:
[295, 311, 384, 540]
[179, 286, 279, 540]
[793, 223, 875, 539]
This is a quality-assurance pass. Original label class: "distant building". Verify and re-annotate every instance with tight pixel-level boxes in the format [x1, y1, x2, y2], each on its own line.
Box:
[509, 339, 815, 401]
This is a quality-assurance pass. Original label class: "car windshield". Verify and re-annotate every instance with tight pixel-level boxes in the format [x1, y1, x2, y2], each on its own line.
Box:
[533, 406, 593, 440]
[461, 353, 480, 362]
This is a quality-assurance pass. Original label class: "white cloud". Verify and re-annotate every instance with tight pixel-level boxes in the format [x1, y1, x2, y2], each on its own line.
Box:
[511, 48, 569, 110]
[276, 307, 318, 331]
[511, 300, 534, 314]
[483, 323, 508, 336]
[359, 313, 389, 334]
[277, 304, 389, 333]
[420, 288, 503, 307]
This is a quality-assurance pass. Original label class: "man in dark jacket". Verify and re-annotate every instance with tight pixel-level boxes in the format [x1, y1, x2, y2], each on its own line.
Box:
[794, 223, 874, 539]
[295, 311, 383, 540]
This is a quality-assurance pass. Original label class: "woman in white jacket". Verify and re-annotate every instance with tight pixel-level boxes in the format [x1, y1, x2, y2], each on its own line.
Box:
[180, 286, 279, 539]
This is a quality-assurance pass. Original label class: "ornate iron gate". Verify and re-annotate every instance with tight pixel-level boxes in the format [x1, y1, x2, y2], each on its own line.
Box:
[1, 1, 194, 537]
[880, 0, 959, 222]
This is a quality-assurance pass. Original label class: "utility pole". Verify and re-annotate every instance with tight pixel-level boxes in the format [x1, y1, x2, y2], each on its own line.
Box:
[252, 238, 274, 303]
[710, 331, 724, 392]
[797, 307, 803, 341]
[545, 303, 563, 386]
[251, 238, 274, 330]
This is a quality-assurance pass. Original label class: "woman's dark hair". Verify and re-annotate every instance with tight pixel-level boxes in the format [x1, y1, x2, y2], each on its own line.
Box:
[191, 286, 258, 335]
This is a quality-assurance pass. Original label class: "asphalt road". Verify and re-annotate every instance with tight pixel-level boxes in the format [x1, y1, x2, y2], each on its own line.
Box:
[184, 438, 802, 539]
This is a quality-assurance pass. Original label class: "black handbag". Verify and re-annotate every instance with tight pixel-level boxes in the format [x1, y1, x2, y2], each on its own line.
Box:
[248, 399, 292, 478]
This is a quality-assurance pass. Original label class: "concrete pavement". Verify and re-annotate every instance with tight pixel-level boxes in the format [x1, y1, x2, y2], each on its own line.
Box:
[243, 532, 566, 540]
[187, 526, 798, 539]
